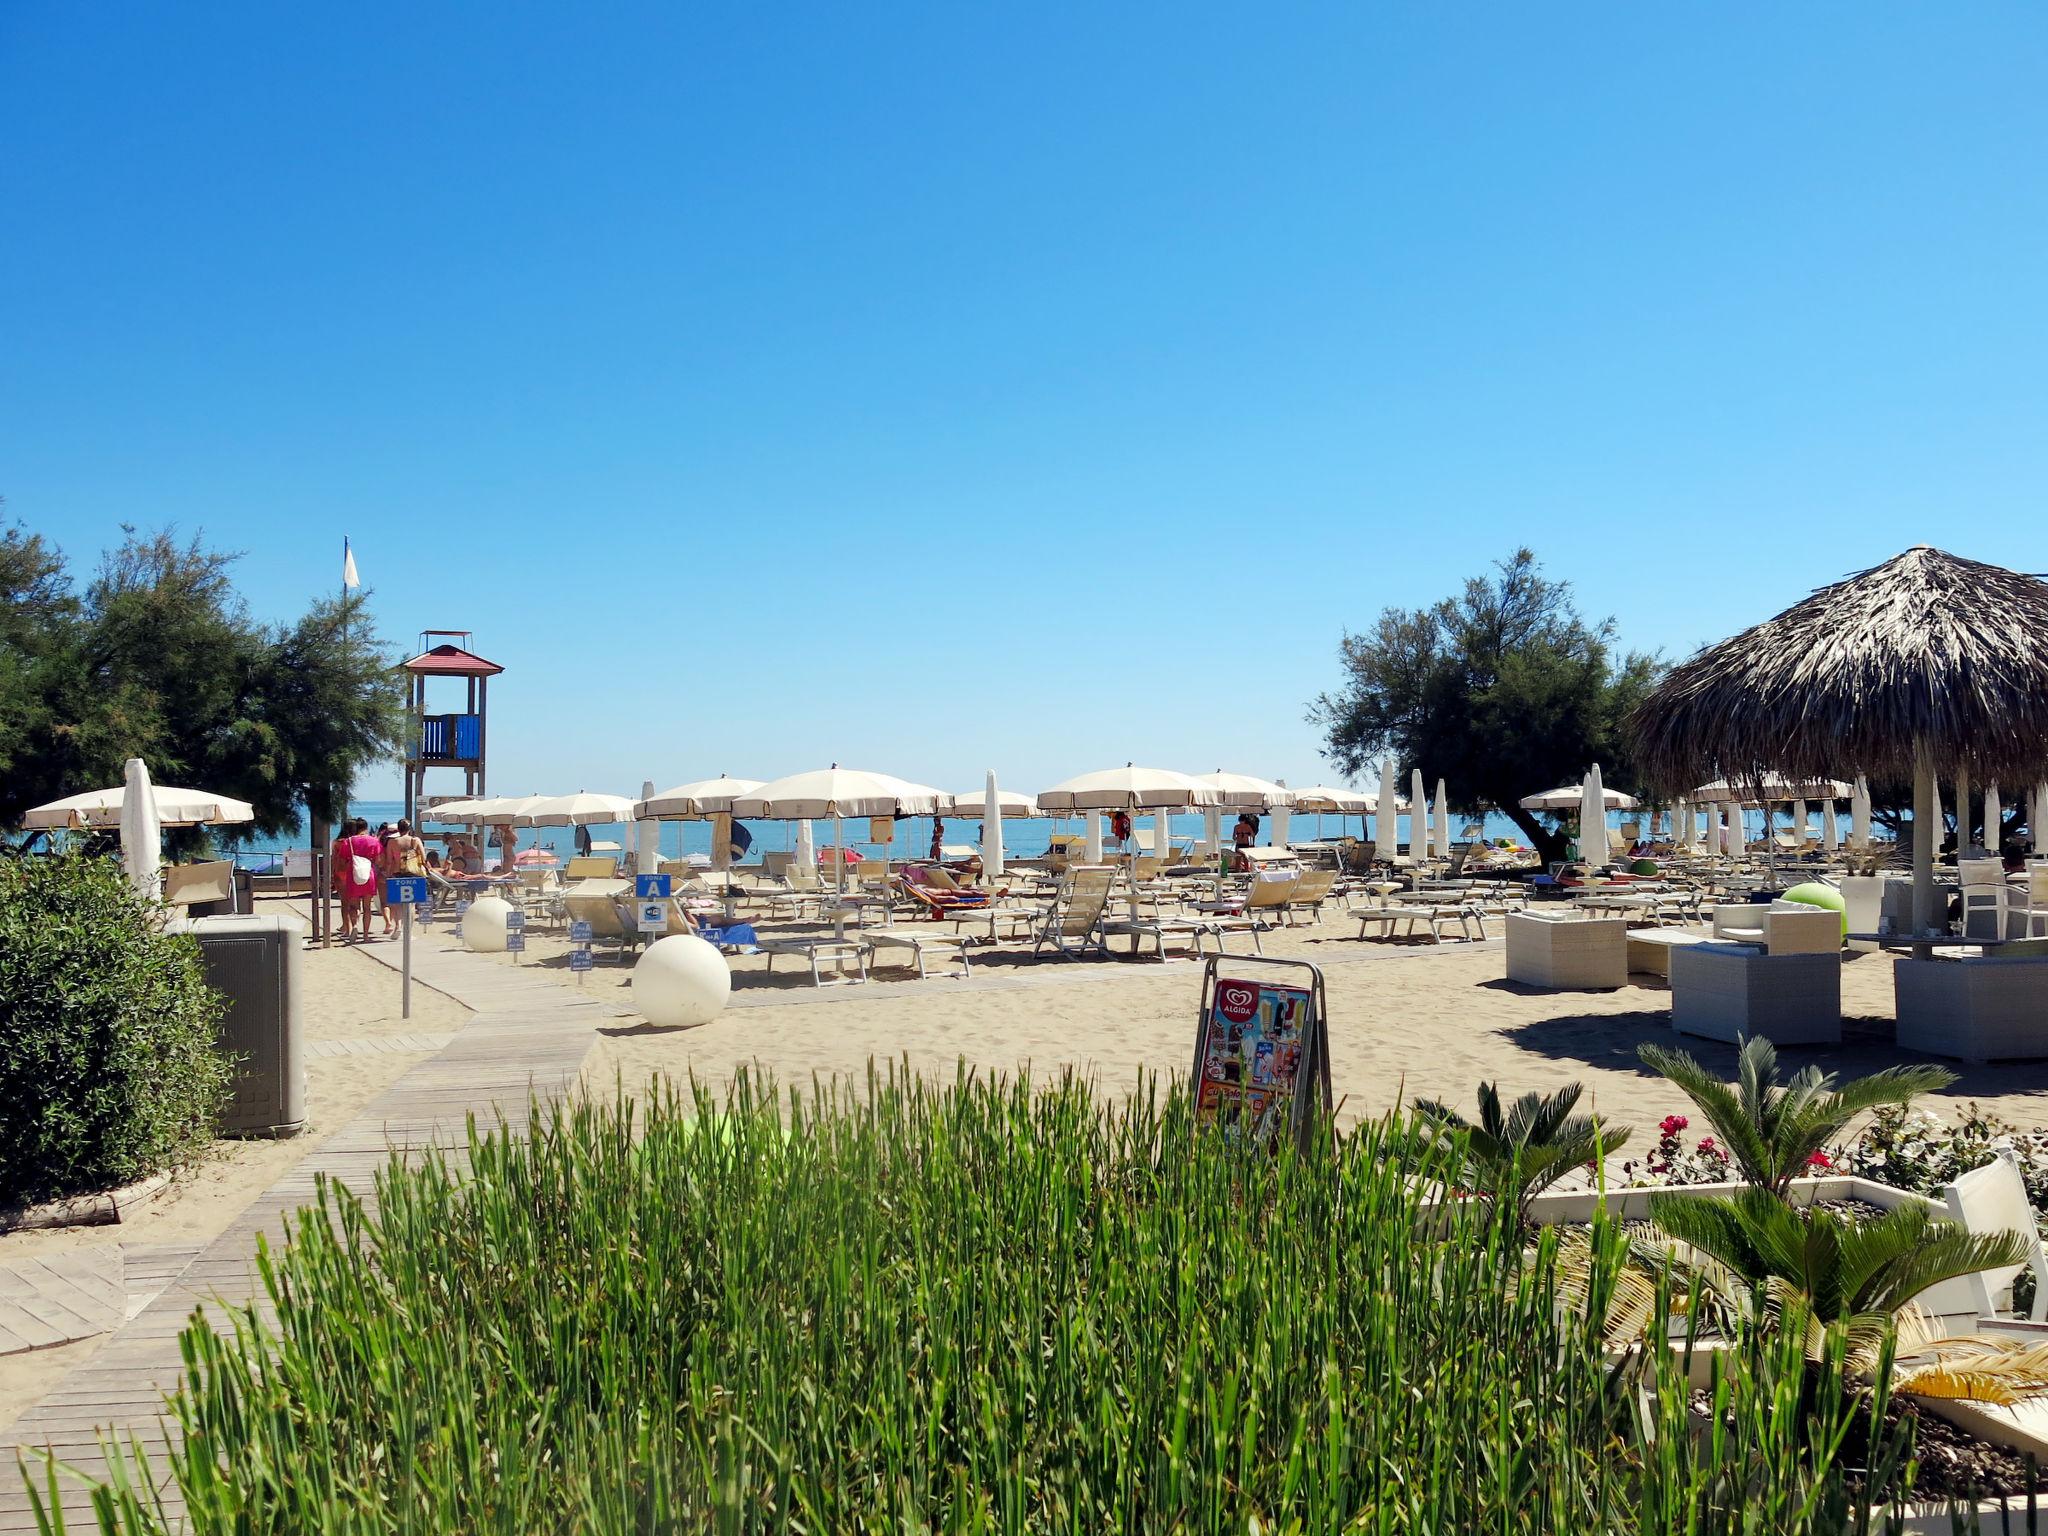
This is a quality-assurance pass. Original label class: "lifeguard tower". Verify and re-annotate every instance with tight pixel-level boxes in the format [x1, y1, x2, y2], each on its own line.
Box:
[399, 631, 503, 823]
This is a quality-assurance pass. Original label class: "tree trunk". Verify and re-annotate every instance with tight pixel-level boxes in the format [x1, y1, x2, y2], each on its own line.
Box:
[1503, 806, 1568, 865]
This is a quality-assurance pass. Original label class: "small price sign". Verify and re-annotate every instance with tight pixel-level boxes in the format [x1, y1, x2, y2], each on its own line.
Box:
[635, 873, 673, 900]
[505, 928, 526, 953]
[569, 919, 593, 944]
[569, 948, 594, 973]
[505, 908, 527, 930]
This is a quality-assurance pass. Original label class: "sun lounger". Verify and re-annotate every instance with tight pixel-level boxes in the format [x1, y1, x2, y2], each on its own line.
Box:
[563, 855, 619, 881]
[1101, 914, 1213, 959]
[1361, 900, 1488, 944]
[561, 888, 645, 960]
[1280, 868, 1338, 924]
[760, 937, 870, 986]
[864, 928, 971, 979]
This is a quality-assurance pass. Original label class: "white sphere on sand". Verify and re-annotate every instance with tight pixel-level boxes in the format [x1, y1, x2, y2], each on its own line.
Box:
[460, 896, 514, 953]
[632, 935, 732, 1027]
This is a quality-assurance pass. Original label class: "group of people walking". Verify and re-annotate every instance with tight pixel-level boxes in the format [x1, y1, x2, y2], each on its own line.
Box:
[329, 817, 426, 942]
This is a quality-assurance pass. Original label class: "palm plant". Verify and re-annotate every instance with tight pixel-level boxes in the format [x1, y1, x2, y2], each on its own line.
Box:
[1638, 1035, 1953, 1197]
[1413, 1080, 1628, 1225]
[1646, 1185, 2048, 1404]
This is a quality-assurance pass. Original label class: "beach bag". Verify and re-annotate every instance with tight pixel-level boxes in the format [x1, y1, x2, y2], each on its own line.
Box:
[350, 853, 374, 886]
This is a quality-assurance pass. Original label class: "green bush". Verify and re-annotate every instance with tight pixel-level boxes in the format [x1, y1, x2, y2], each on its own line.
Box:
[0, 853, 229, 1206]
[36, 1071, 1925, 1533]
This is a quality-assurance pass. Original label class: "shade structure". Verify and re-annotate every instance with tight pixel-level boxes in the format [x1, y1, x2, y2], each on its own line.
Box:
[1631, 547, 2048, 938]
[1037, 765, 1219, 812]
[1376, 760, 1401, 862]
[947, 788, 1039, 818]
[1688, 775, 1854, 804]
[635, 775, 764, 820]
[119, 758, 161, 902]
[1579, 765, 1608, 860]
[733, 767, 950, 820]
[515, 791, 636, 828]
[1410, 768, 1428, 858]
[1518, 784, 1639, 812]
[22, 781, 257, 831]
[1191, 771, 1296, 809]
[1432, 780, 1451, 861]
[1289, 785, 1371, 814]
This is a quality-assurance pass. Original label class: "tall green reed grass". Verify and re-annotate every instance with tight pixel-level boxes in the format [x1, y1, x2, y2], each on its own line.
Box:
[29, 1067, 1927, 1533]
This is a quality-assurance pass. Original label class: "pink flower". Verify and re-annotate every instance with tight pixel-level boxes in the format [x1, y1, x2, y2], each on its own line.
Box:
[1806, 1150, 1834, 1170]
[1659, 1115, 1689, 1137]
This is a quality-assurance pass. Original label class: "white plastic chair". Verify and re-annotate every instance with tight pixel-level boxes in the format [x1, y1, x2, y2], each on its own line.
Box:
[1943, 1155, 2048, 1322]
[1959, 858, 2009, 942]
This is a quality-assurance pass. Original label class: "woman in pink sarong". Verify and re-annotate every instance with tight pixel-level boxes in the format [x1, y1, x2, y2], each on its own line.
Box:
[332, 816, 382, 941]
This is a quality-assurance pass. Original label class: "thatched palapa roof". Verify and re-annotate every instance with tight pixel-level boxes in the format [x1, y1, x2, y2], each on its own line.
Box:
[1630, 547, 2048, 792]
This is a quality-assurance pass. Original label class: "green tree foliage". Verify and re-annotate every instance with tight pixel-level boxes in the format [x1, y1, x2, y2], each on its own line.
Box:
[0, 854, 230, 1205]
[1311, 549, 1661, 862]
[0, 523, 405, 837]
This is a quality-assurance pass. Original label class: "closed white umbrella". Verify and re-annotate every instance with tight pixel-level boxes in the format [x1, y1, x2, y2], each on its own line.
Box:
[1433, 780, 1451, 863]
[1987, 783, 2003, 852]
[1725, 804, 1744, 857]
[1084, 813, 1104, 863]
[1377, 759, 1401, 863]
[1672, 799, 1690, 848]
[982, 771, 1006, 878]
[1852, 777, 1872, 850]
[23, 780, 257, 831]
[1790, 799, 1807, 848]
[636, 775, 764, 820]
[119, 757, 161, 903]
[794, 819, 817, 875]
[634, 780, 660, 877]
[1579, 765, 1608, 862]
[1821, 798, 1839, 853]
[2035, 782, 2048, 849]
[1411, 768, 1428, 859]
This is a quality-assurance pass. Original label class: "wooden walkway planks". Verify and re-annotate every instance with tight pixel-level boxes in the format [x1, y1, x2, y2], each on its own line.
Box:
[0, 939, 608, 1533]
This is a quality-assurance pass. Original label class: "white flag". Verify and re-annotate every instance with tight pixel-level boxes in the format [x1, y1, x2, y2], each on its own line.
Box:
[343, 540, 360, 589]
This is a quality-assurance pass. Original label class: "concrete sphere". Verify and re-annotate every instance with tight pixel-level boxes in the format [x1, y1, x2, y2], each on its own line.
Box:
[461, 895, 514, 953]
[632, 935, 732, 1027]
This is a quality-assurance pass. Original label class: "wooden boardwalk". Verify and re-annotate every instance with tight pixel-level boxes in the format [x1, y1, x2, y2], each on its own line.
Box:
[0, 937, 623, 1532]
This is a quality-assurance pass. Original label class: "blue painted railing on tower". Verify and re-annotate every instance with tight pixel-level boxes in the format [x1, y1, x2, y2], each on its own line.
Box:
[419, 713, 482, 762]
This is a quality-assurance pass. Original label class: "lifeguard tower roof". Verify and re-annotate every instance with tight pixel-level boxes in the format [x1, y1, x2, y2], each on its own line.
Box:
[402, 631, 503, 677]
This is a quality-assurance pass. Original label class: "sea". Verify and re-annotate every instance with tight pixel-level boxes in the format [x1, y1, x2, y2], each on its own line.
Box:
[221, 801, 1784, 871]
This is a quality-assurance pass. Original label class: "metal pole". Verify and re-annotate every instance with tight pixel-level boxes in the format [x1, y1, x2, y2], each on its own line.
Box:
[401, 899, 413, 1020]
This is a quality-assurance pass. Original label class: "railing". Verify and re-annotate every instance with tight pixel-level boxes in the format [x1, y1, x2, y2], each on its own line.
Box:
[418, 713, 482, 762]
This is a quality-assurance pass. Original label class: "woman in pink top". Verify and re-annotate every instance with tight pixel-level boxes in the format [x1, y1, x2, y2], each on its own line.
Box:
[332, 816, 383, 941]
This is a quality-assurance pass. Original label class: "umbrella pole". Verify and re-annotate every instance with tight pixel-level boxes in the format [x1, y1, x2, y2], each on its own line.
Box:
[1912, 745, 1938, 952]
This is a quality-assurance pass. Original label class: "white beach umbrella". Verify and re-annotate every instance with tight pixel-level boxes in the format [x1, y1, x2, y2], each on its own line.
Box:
[1377, 759, 1401, 863]
[1821, 798, 1839, 853]
[420, 798, 492, 825]
[1191, 771, 1295, 809]
[1038, 765, 1220, 811]
[1411, 768, 1428, 858]
[23, 780, 257, 831]
[472, 796, 545, 825]
[1433, 780, 1451, 862]
[1518, 784, 1638, 811]
[948, 787, 1038, 818]
[1290, 785, 1370, 814]
[516, 791, 636, 828]
[1852, 777, 1872, 850]
[119, 757, 161, 903]
[733, 767, 949, 820]
[636, 775, 764, 820]
[982, 771, 1006, 878]
[1986, 783, 2002, 851]
[1579, 765, 1609, 861]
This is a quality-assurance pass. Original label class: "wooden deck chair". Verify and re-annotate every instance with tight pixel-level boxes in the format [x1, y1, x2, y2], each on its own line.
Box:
[1281, 868, 1338, 924]
[564, 854, 619, 881]
[561, 889, 643, 959]
[1033, 866, 1114, 958]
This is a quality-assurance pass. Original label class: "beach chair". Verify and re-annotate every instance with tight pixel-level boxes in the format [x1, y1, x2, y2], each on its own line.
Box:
[1033, 866, 1114, 958]
[562, 888, 644, 960]
[563, 854, 619, 881]
[760, 936, 870, 986]
[1280, 868, 1339, 924]
[1195, 871, 1300, 922]
[1102, 912, 1214, 959]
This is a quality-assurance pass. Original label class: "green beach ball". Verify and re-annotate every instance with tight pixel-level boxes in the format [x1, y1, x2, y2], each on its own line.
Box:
[1630, 859, 1659, 877]
[1781, 881, 1848, 938]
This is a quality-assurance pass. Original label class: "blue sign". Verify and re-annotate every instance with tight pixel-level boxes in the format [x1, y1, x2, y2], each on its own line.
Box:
[505, 929, 526, 953]
[635, 873, 673, 900]
[504, 908, 526, 930]
[569, 948, 594, 973]
[384, 876, 430, 906]
[569, 919, 593, 943]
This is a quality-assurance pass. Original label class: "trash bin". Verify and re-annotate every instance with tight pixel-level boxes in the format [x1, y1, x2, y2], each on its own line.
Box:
[170, 914, 307, 1138]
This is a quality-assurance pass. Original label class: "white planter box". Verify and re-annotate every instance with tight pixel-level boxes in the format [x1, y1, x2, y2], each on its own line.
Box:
[1504, 912, 1628, 989]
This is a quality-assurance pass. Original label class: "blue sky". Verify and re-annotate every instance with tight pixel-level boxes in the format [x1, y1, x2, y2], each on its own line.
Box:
[6, 4, 2046, 801]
